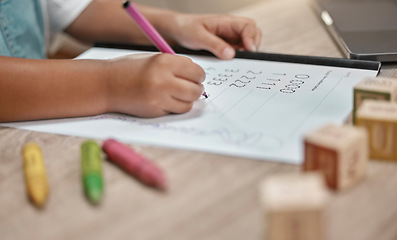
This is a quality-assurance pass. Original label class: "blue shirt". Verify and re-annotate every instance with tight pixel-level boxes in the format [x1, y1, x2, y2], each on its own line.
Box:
[0, 0, 45, 59]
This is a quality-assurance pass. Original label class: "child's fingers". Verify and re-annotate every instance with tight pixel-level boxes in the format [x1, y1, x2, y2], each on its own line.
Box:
[170, 80, 204, 102]
[163, 97, 194, 114]
[223, 17, 260, 52]
[192, 29, 235, 60]
[172, 57, 206, 84]
[144, 81, 200, 115]
[254, 27, 262, 50]
[241, 23, 261, 52]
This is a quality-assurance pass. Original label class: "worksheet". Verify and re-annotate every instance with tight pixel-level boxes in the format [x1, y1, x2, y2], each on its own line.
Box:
[2, 48, 379, 164]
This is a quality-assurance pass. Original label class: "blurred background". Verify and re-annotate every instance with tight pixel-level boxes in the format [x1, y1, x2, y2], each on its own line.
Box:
[49, 0, 264, 58]
[134, 0, 262, 13]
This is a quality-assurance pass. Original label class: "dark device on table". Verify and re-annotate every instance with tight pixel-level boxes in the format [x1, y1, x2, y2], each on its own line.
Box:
[313, 0, 397, 62]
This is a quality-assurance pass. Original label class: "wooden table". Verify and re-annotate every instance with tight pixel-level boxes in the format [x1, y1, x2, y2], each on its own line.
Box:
[1, 0, 397, 239]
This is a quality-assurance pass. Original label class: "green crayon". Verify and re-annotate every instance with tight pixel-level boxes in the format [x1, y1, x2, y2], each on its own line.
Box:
[81, 140, 104, 204]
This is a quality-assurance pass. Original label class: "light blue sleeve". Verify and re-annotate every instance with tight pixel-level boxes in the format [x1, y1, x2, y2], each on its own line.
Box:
[0, 0, 45, 58]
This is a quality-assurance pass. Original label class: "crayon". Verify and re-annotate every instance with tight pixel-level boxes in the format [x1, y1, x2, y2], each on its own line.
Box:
[22, 142, 49, 208]
[81, 140, 104, 204]
[102, 139, 167, 190]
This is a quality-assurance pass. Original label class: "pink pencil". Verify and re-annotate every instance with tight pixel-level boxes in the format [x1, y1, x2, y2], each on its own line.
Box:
[123, 1, 175, 54]
[102, 138, 167, 190]
[123, 1, 208, 98]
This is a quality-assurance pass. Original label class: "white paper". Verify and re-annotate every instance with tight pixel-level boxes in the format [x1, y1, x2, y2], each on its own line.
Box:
[1, 48, 378, 164]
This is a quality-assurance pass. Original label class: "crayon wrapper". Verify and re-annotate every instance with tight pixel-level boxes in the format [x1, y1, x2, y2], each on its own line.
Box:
[23, 143, 48, 188]
[81, 141, 103, 175]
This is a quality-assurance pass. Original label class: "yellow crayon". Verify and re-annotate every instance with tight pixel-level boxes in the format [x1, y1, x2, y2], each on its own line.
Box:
[22, 142, 49, 208]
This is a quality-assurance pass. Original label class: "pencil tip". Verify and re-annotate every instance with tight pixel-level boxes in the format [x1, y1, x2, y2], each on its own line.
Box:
[123, 1, 130, 8]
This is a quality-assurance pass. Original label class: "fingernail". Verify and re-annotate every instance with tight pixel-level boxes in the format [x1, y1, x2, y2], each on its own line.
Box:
[251, 44, 257, 52]
[222, 48, 235, 59]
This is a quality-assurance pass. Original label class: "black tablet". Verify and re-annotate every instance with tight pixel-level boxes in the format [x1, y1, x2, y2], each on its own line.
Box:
[313, 0, 397, 62]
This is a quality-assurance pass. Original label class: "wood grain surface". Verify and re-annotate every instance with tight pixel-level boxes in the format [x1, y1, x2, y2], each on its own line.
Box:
[1, 0, 397, 239]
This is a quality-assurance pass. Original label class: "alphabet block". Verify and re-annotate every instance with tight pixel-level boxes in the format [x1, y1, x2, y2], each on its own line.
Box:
[260, 173, 329, 240]
[303, 124, 368, 190]
[353, 77, 397, 124]
[356, 100, 397, 160]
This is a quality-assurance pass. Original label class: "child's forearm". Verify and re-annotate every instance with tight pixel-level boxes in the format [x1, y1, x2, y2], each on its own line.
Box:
[65, 0, 178, 45]
[0, 56, 110, 122]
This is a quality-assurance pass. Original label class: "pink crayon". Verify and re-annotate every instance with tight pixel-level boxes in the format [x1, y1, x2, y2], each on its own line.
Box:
[102, 139, 167, 190]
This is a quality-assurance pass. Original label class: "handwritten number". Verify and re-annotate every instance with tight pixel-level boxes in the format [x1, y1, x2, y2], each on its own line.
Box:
[295, 74, 310, 79]
[240, 75, 256, 80]
[280, 79, 305, 93]
[290, 80, 304, 85]
[230, 83, 245, 88]
[207, 81, 222, 86]
[261, 82, 275, 86]
[285, 84, 300, 89]
[225, 68, 239, 73]
[212, 77, 228, 82]
[280, 89, 295, 93]
[218, 73, 233, 78]
[236, 79, 251, 84]
[247, 70, 262, 75]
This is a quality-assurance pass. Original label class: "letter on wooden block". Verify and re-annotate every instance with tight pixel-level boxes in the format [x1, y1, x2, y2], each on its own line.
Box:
[353, 77, 397, 124]
[356, 100, 397, 160]
[303, 124, 367, 190]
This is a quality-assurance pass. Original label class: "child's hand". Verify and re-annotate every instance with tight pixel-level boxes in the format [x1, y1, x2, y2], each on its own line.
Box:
[168, 14, 262, 60]
[66, 1, 261, 59]
[105, 53, 205, 118]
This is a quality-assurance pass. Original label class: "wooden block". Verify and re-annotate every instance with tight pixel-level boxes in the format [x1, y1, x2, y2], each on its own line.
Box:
[353, 77, 397, 124]
[303, 124, 368, 190]
[356, 100, 397, 160]
[260, 173, 329, 240]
